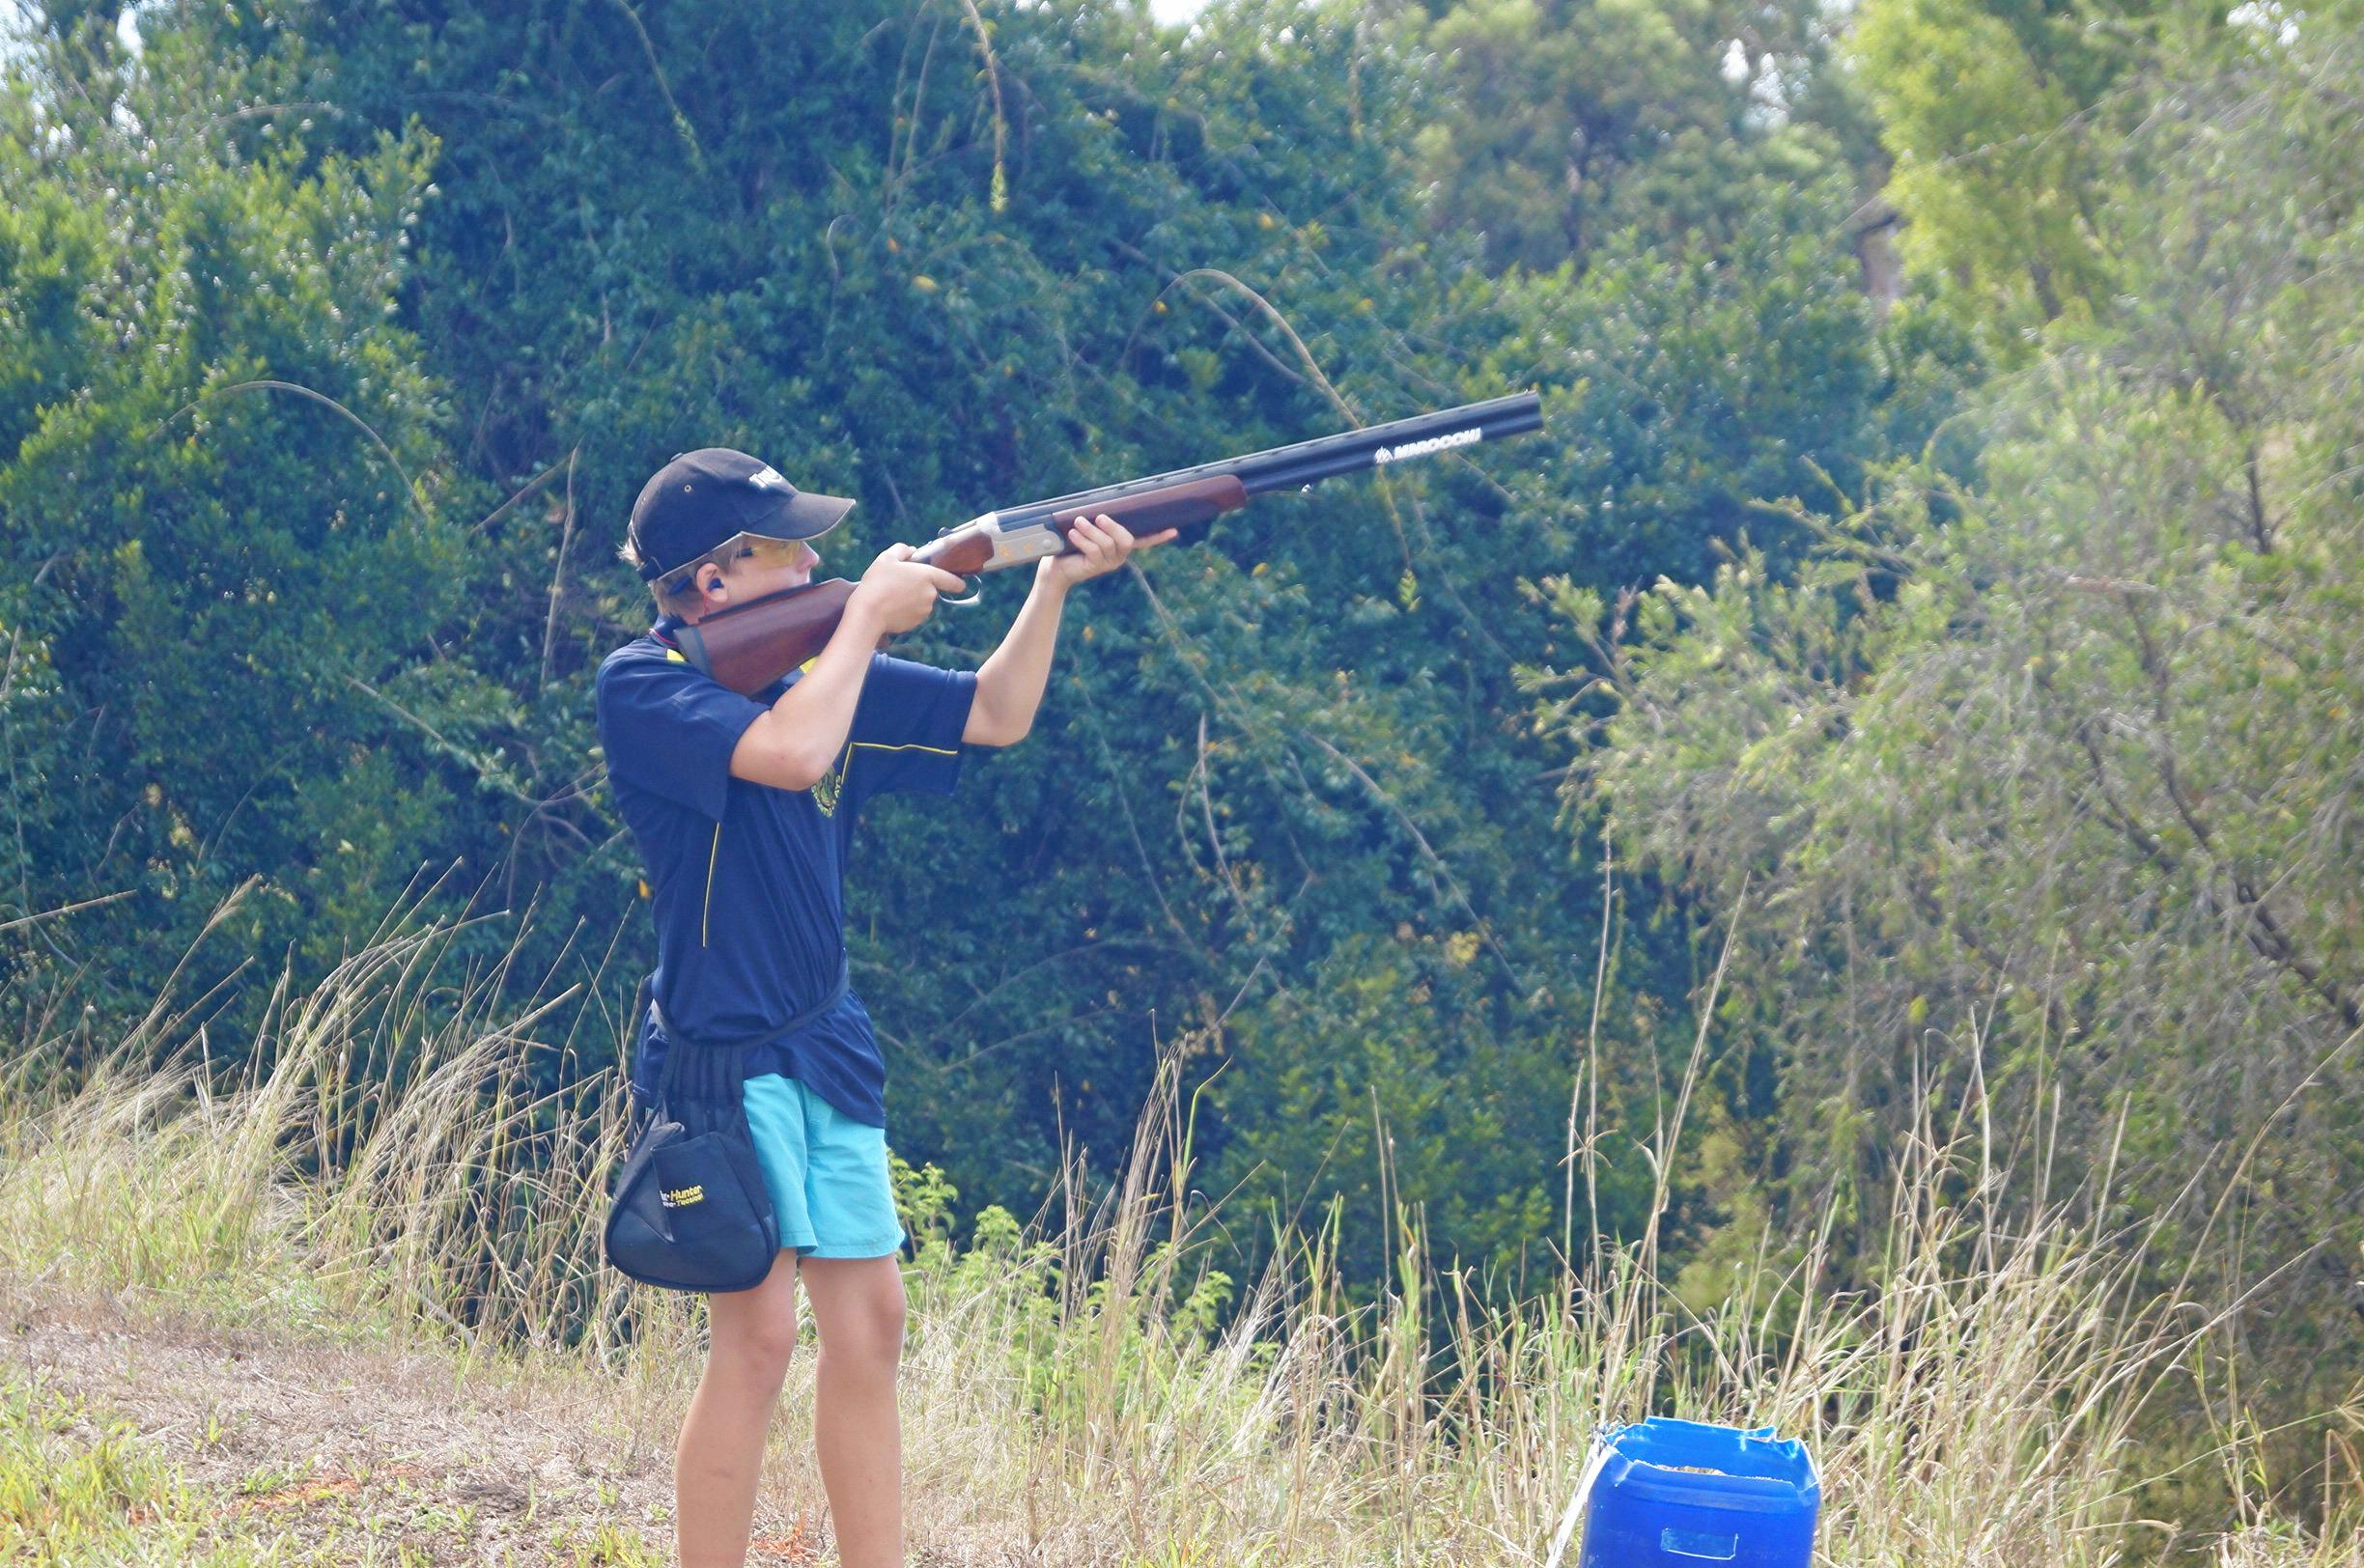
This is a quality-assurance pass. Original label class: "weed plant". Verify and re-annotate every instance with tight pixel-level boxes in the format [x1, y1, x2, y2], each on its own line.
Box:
[1, 896, 2357, 1564]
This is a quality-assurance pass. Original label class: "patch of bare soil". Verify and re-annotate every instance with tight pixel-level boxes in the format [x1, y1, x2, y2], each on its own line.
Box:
[1, 1287, 829, 1564]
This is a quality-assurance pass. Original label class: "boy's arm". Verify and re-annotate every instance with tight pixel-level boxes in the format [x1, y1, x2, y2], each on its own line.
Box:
[734, 546, 961, 789]
[967, 515, 1175, 746]
[965, 574, 1068, 747]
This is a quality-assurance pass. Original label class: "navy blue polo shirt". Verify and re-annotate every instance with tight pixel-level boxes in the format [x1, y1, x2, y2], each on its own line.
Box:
[596, 617, 977, 1127]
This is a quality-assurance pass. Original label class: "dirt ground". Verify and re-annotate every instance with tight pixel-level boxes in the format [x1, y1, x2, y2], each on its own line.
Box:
[1, 1287, 831, 1564]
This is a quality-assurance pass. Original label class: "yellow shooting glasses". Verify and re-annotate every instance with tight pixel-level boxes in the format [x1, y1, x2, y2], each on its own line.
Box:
[651, 531, 816, 594]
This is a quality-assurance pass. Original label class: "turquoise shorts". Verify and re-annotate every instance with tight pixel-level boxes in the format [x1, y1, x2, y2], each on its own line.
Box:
[741, 1074, 908, 1260]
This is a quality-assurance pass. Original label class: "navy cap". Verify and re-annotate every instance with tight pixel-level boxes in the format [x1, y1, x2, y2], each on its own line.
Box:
[628, 449, 855, 582]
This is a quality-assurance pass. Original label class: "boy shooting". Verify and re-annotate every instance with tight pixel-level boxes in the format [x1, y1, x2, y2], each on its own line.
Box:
[596, 448, 1173, 1567]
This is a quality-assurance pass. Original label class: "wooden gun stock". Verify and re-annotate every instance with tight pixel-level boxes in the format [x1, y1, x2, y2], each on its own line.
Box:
[670, 578, 859, 696]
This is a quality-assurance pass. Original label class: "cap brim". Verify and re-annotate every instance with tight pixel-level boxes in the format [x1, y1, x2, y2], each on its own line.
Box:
[767, 490, 856, 541]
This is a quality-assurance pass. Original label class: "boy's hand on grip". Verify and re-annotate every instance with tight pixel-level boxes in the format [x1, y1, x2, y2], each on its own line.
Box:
[852, 544, 965, 635]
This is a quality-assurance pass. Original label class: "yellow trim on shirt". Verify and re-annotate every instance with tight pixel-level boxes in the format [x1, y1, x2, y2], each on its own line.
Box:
[841, 740, 963, 799]
[847, 741, 961, 760]
[700, 822, 722, 946]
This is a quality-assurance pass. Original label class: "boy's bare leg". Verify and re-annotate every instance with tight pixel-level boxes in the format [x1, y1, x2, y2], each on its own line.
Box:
[677, 1252, 801, 1566]
[798, 1254, 908, 1568]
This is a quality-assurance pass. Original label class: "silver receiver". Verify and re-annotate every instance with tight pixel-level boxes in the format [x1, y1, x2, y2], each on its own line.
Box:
[983, 518, 1068, 571]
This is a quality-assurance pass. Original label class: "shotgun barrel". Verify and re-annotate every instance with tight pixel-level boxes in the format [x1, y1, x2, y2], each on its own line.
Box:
[983, 389, 1543, 531]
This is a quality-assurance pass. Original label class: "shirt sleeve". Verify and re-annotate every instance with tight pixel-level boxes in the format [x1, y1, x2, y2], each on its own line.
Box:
[596, 648, 770, 822]
[840, 654, 977, 810]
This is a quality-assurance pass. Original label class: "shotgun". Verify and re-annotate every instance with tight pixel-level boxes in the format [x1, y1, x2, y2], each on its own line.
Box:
[668, 391, 1545, 694]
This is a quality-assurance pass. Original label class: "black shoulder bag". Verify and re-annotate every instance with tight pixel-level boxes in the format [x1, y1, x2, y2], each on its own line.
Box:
[603, 962, 849, 1294]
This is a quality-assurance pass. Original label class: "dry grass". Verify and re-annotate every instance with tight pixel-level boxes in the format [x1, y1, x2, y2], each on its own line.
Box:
[1, 899, 2358, 1564]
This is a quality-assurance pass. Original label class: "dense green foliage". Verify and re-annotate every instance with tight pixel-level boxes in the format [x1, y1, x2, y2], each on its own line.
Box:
[1557, 0, 2364, 1503]
[0, 15, 468, 1012]
[4, 0, 2359, 1533]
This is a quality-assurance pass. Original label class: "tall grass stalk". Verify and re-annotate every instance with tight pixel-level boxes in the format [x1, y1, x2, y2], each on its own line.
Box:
[1, 902, 2356, 1563]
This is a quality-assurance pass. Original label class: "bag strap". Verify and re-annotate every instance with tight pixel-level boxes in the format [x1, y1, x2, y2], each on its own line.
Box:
[651, 952, 852, 1116]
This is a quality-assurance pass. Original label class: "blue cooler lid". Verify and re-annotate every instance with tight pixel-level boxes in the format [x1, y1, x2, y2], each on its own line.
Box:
[1587, 1417, 1821, 1515]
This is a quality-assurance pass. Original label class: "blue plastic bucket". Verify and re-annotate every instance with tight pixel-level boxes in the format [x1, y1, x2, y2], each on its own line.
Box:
[1572, 1417, 1819, 1566]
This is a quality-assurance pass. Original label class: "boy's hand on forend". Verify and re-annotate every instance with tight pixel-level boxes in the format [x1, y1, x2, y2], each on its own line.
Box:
[1041, 514, 1179, 591]
[854, 544, 966, 634]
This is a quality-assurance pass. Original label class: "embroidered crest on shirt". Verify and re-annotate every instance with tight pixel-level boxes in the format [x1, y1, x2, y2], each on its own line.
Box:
[812, 754, 844, 816]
